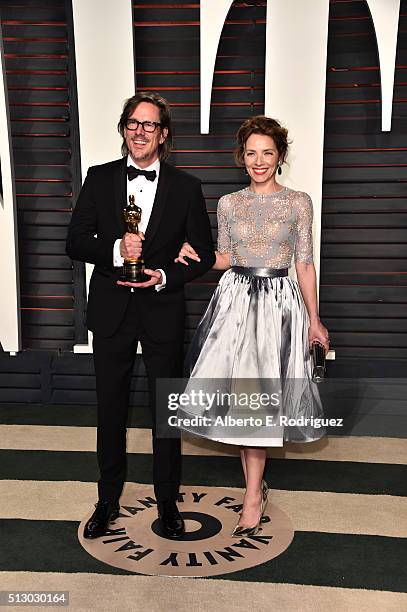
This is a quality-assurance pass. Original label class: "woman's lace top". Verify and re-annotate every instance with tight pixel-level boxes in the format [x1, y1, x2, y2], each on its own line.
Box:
[217, 186, 314, 268]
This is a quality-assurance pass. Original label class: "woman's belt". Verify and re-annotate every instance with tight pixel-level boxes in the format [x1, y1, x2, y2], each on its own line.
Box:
[232, 266, 288, 278]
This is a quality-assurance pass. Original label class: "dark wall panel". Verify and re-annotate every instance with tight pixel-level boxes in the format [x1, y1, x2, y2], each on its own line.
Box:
[0, 0, 83, 351]
[133, 0, 407, 368]
[134, 0, 268, 358]
[0, 0, 406, 418]
[321, 0, 407, 362]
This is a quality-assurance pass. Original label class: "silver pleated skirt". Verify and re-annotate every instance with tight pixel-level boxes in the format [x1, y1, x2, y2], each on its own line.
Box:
[178, 266, 326, 446]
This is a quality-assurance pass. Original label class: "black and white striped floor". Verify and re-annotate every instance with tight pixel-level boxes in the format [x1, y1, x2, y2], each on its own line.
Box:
[0, 404, 406, 611]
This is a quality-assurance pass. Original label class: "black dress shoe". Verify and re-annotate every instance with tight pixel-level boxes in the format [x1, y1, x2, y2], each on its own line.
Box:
[157, 500, 185, 539]
[83, 500, 120, 539]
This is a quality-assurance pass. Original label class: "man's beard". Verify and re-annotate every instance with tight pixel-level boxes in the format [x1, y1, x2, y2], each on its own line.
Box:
[129, 147, 153, 163]
[132, 151, 149, 160]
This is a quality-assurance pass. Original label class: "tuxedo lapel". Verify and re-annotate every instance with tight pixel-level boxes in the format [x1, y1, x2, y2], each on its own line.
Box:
[143, 161, 171, 257]
[113, 157, 128, 235]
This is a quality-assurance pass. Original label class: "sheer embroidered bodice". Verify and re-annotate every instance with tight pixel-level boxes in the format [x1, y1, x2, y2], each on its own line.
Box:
[217, 186, 314, 268]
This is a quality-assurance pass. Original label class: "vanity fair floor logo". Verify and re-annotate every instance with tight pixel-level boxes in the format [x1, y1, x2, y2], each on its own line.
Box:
[78, 485, 295, 577]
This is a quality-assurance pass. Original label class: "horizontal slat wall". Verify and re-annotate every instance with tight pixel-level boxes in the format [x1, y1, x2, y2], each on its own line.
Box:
[321, 0, 407, 360]
[134, 0, 407, 367]
[0, 0, 82, 351]
[133, 0, 267, 351]
[1, 0, 407, 411]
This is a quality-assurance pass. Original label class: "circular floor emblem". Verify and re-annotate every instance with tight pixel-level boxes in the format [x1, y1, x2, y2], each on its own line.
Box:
[78, 485, 294, 577]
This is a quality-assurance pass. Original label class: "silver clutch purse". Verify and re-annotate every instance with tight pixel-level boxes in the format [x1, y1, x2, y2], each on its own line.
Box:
[311, 341, 326, 383]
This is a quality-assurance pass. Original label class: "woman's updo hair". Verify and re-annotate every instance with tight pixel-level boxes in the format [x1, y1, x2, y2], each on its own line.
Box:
[234, 115, 290, 167]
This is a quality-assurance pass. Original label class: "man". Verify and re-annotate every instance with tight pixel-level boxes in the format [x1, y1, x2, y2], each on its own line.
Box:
[66, 92, 215, 539]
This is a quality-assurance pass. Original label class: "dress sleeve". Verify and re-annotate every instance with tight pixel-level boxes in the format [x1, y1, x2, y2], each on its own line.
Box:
[217, 195, 231, 253]
[294, 192, 314, 264]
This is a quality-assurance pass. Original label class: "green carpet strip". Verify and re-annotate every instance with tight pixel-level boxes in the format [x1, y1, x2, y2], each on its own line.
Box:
[0, 519, 406, 592]
[0, 404, 151, 428]
[0, 450, 406, 496]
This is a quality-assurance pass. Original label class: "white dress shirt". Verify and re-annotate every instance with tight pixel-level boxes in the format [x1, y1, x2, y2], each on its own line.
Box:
[113, 156, 166, 290]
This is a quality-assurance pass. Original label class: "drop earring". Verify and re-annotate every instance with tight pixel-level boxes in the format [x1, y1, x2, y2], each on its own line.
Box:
[277, 163, 282, 176]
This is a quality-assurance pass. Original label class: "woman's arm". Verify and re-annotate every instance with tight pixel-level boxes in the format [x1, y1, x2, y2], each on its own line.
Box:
[294, 192, 329, 352]
[295, 261, 329, 352]
[213, 251, 231, 270]
[175, 194, 233, 271]
[175, 243, 231, 270]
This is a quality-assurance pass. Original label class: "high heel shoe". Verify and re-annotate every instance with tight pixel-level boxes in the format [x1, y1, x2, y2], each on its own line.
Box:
[261, 479, 269, 506]
[231, 481, 269, 537]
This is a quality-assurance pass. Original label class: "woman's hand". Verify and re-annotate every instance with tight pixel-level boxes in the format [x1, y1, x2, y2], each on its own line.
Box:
[175, 241, 201, 266]
[308, 317, 329, 353]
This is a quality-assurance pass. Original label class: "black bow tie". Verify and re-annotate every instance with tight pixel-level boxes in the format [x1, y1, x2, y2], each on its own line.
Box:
[127, 166, 157, 182]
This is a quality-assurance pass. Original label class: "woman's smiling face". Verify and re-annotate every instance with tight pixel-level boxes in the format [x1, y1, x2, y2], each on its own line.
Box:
[243, 133, 280, 185]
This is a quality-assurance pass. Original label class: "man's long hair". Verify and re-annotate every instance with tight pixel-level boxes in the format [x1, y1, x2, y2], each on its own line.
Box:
[118, 91, 173, 160]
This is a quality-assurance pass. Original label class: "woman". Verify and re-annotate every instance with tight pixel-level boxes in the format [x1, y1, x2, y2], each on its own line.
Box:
[175, 116, 329, 537]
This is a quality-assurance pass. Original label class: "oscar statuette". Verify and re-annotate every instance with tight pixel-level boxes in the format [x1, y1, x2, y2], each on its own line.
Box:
[121, 195, 148, 282]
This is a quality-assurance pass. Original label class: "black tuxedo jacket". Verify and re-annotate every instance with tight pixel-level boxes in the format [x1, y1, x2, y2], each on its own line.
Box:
[66, 158, 215, 341]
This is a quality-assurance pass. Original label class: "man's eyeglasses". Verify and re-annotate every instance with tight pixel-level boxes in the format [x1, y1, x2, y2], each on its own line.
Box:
[125, 119, 161, 133]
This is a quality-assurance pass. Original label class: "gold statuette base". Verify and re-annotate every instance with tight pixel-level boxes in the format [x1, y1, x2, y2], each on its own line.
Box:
[121, 258, 149, 283]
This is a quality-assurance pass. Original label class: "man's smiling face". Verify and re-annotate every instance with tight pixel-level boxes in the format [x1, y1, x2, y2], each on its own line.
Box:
[124, 101, 168, 168]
